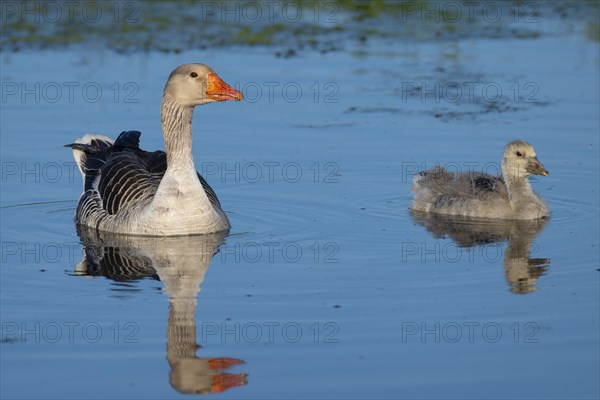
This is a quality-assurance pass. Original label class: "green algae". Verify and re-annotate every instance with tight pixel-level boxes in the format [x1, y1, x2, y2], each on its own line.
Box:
[1, 0, 598, 54]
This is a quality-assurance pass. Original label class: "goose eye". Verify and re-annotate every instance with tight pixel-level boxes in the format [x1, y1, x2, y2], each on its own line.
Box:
[516, 151, 523, 157]
[190, 72, 198, 78]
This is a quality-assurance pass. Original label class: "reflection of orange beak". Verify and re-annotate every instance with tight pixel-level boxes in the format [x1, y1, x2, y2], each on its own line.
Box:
[208, 357, 244, 370]
[211, 373, 248, 393]
[204, 358, 247, 393]
[207, 72, 244, 101]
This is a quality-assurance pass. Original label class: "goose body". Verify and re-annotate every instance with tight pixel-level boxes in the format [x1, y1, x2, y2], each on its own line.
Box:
[410, 141, 550, 220]
[67, 64, 243, 236]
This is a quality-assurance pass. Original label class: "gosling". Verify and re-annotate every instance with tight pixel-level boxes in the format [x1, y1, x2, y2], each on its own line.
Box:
[410, 141, 550, 220]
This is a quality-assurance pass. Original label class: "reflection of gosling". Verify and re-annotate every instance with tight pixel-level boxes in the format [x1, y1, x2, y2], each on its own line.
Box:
[504, 241, 550, 294]
[409, 211, 550, 294]
[411, 141, 549, 220]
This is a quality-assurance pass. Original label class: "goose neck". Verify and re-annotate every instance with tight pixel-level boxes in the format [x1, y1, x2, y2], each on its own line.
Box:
[502, 167, 533, 202]
[161, 98, 195, 169]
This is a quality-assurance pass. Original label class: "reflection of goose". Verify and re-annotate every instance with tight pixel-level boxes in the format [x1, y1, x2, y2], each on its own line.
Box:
[410, 210, 550, 294]
[74, 226, 248, 394]
[411, 141, 550, 220]
[66, 64, 243, 236]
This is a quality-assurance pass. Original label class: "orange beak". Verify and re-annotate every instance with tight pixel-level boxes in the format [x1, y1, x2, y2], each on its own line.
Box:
[207, 72, 244, 101]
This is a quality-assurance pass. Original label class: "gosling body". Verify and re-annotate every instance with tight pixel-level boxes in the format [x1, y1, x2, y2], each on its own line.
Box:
[411, 141, 549, 220]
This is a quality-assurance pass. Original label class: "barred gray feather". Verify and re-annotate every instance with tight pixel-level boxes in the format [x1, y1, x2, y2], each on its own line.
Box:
[67, 130, 223, 233]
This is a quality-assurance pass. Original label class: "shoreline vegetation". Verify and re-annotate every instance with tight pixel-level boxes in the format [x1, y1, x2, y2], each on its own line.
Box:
[1, 0, 598, 56]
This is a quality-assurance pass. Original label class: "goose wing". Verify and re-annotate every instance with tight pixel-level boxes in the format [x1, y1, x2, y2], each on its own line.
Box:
[67, 131, 159, 218]
[470, 173, 506, 195]
[67, 131, 222, 224]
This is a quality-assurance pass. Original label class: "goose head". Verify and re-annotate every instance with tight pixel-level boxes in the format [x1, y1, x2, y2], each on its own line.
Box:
[163, 64, 244, 107]
[502, 140, 549, 182]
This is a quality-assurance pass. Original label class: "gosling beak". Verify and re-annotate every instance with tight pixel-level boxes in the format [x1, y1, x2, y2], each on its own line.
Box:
[207, 72, 244, 101]
[526, 156, 549, 176]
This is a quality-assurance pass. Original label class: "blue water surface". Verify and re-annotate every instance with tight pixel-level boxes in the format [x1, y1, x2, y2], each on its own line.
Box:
[1, 12, 599, 400]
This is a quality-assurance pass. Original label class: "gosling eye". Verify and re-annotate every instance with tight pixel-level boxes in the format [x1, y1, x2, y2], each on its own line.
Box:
[190, 72, 198, 78]
[516, 151, 523, 157]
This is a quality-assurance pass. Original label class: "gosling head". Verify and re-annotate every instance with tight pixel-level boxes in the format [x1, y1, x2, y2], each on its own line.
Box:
[502, 140, 549, 182]
[163, 63, 244, 107]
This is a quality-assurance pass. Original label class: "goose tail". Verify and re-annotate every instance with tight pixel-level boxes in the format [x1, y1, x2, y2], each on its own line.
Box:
[65, 134, 114, 178]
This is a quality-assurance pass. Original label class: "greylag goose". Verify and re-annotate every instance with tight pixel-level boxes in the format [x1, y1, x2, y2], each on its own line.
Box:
[411, 141, 550, 220]
[66, 64, 243, 236]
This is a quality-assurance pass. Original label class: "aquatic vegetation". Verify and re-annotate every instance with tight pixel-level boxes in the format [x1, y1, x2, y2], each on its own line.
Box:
[1, 0, 598, 54]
